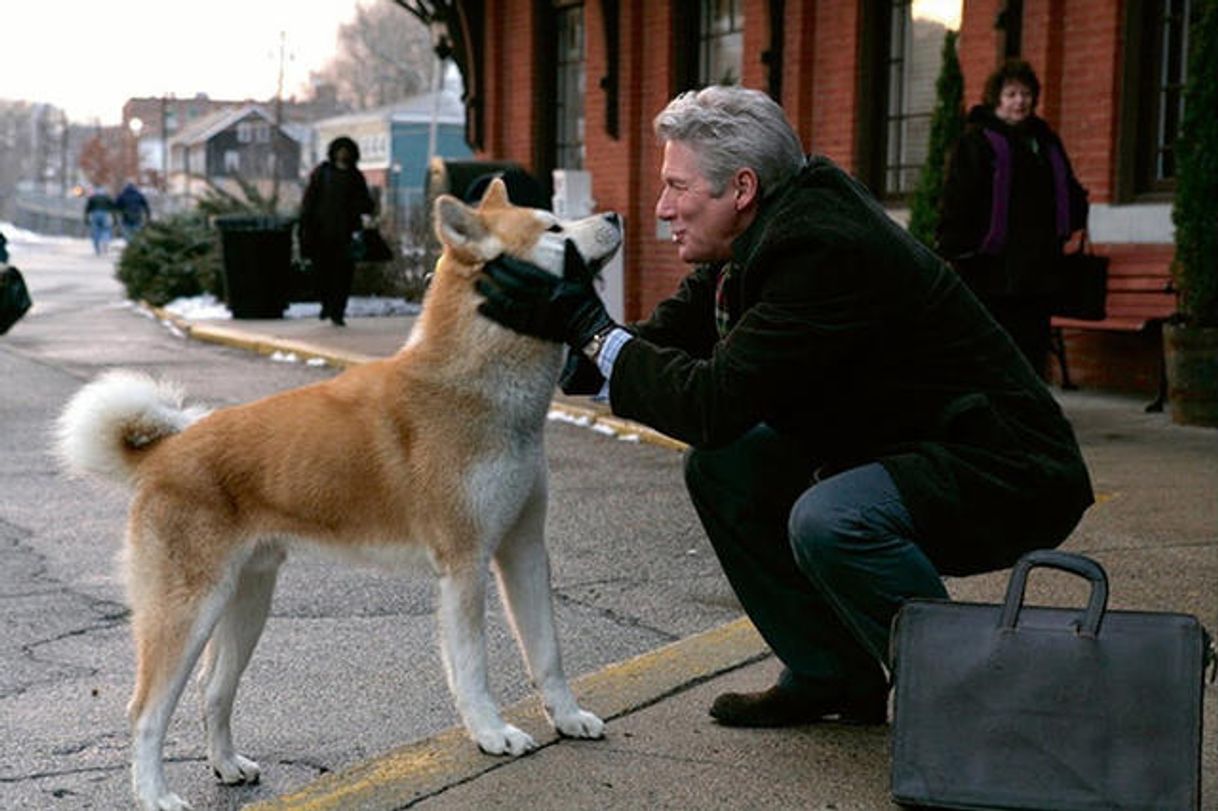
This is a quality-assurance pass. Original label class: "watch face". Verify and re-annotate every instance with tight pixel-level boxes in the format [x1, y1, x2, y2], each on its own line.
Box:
[583, 334, 603, 360]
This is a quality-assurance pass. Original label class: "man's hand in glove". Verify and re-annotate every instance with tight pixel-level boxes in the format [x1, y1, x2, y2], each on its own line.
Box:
[476, 240, 616, 351]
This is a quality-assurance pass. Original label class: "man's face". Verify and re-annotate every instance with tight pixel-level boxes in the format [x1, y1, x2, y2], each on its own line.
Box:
[655, 140, 742, 264]
[995, 81, 1035, 126]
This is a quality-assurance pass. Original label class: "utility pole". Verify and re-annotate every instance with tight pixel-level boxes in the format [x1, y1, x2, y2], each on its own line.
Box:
[59, 109, 69, 198]
[160, 95, 168, 193]
[270, 30, 286, 211]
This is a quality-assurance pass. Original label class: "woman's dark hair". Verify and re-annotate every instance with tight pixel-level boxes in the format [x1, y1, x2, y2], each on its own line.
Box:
[982, 59, 1041, 108]
[327, 135, 360, 163]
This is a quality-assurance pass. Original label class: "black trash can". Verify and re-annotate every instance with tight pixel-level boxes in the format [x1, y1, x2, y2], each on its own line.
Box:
[213, 215, 294, 319]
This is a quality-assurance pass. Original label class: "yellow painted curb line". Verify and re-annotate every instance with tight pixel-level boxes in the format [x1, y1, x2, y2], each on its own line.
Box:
[546, 401, 689, 452]
[144, 304, 376, 369]
[247, 618, 767, 810]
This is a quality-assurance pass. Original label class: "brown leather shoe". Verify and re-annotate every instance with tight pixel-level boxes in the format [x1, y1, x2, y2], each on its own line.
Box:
[709, 684, 888, 727]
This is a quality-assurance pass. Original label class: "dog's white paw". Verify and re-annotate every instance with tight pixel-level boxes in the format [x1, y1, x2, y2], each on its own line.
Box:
[554, 709, 605, 740]
[149, 792, 193, 811]
[211, 753, 261, 785]
[475, 723, 537, 756]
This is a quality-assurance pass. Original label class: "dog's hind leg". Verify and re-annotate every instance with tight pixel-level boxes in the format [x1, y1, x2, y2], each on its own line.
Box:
[197, 543, 284, 787]
[127, 527, 239, 811]
[437, 563, 537, 756]
[492, 483, 604, 741]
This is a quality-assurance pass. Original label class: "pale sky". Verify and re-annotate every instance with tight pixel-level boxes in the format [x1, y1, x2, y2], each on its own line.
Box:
[913, 0, 962, 30]
[3, 1, 961, 127]
[2, 0, 369, 125]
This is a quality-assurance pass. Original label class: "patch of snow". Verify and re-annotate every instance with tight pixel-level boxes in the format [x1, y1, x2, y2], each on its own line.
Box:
[162, 294, 420, 321]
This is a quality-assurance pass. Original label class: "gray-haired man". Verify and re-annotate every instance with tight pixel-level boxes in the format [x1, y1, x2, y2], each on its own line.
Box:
[477, 85, 1093, 727]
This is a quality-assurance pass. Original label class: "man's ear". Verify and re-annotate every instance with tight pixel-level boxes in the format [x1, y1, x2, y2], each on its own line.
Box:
[732, 168, 760, 211]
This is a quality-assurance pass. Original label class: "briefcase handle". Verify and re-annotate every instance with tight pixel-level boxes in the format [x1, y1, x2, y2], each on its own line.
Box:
[999, 551, 1109, 637]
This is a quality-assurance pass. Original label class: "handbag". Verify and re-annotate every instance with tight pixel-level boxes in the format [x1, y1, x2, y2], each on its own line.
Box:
[0, 265, 33, 335]
[1052, 234, 1108, 320]
[890, 550, 1213, 811]
[349, 227, 394, 263]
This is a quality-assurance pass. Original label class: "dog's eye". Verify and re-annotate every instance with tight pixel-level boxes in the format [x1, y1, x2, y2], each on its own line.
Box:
[546, 224, 563, 233]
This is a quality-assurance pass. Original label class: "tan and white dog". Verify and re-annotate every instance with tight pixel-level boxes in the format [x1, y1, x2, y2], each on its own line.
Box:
[56, 178, 622, 811]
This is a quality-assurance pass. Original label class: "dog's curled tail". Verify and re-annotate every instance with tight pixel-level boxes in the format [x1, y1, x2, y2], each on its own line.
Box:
[56, 370, 208, 485]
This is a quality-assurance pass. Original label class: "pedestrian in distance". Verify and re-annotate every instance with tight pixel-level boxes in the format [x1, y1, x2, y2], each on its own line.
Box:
[84, 186, 116, 256]
[114, 181, 151, 239]
[475, 85, 1094, 728]
[299, 135, 375, 326]
[936, 59, 1089, 378]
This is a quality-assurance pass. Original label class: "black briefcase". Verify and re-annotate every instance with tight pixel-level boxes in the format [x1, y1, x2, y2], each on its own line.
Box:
[890, 550, 1213, 810]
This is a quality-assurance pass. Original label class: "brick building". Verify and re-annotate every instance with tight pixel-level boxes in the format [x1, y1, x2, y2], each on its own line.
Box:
[435, 0, 1195, 395]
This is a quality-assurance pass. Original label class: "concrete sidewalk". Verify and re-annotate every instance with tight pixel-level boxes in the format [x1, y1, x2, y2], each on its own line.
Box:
[162, 308, 1218, 810]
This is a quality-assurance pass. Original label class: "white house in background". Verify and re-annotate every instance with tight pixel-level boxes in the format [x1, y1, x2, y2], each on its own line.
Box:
[166, 105, 302, 205]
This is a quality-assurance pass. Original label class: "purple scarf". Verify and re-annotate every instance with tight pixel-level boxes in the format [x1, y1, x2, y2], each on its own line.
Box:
[979, 128, 1072, 254]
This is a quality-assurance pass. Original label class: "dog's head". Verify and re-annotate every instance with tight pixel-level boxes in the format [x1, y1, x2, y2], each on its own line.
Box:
[432, 177, 622, 277]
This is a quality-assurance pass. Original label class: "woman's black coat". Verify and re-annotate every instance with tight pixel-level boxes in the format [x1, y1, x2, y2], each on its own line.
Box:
[936, 107, 1088, 300]
[607, 157, 1093, 576]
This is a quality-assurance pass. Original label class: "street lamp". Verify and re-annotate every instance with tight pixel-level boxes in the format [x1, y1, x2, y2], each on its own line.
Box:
[128, 117, 144, 185]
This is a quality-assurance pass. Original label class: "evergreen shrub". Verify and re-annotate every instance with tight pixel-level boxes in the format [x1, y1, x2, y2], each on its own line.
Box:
[1171, 0, 1218, 327]
[909, 29, 964, 249]
[116, 214, 224, 307]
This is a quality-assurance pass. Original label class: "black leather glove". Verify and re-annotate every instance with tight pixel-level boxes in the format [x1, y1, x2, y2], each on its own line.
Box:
[559, 351, 607, 395]
[476, 240, 616, 350]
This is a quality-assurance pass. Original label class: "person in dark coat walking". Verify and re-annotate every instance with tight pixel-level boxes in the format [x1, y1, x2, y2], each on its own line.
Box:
[114, 181, 151, 238]
[475, 85, 1094, 728]
[299, 135, 375, 325]
[936, 59, 1089, 377]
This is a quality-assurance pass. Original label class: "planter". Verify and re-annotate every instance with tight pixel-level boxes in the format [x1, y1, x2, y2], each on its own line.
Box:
[1163, 323, 1218, 428]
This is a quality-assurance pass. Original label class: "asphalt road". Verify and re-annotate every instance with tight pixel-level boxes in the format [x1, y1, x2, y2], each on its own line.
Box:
[0, 232, 740, 809]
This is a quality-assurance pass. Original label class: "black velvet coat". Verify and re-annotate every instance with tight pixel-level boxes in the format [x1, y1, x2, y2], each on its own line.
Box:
[608, 157, 1094, 575]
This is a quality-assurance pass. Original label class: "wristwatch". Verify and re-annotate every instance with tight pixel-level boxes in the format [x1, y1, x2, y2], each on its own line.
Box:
[581, 325, 616, 362]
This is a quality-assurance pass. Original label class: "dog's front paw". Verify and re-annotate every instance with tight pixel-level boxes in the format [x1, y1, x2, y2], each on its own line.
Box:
[146, 792, 193, 811]
[475, 723, 537, 756]
[554, 708, 605, 740]
[211, 754, 261, 786]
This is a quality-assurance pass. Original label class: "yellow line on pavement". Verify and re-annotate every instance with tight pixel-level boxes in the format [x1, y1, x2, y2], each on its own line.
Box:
[247, 618, 766, 811]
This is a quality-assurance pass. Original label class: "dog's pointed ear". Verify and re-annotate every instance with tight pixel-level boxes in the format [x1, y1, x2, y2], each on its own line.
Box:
[435, 194, 487, 246]
[434, 194, 500, 266]
[478, 177, 510, 209]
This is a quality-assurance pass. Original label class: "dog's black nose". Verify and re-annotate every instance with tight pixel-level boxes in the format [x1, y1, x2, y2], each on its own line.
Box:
[603, 212, 622, 228]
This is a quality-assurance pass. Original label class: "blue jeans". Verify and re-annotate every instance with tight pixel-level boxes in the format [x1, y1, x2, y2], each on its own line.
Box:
[685, 424, 948, 696]
[89, 211, 112, 255]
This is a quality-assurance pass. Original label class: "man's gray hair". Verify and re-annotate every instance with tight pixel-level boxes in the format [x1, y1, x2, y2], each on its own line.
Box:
[653, 85, 805, 200]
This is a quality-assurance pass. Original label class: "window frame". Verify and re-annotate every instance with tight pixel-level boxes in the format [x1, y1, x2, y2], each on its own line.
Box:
[1118, 0, 1193, 201]
[554, 2, 586, 170]
[858, 0, 949, 202]
[698, 0, 744, 87]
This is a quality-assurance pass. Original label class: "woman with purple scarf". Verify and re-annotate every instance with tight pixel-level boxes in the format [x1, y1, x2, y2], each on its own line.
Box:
[937, 59, 1089, 378]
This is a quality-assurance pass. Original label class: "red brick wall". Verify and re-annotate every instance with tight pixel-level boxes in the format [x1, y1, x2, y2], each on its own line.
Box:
[472, 0, 1168, 394]
[958, 0, 1002, 110]
[806, 2, 862, 170]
